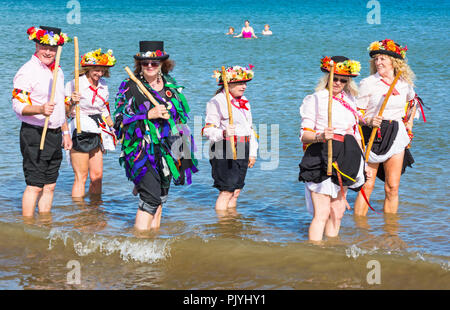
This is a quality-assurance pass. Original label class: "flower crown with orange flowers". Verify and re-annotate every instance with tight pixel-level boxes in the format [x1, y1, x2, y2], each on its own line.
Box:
[368, 39, 407, 59]
[81, 48, 116, 67]
[27, 26, 70, 46]
[213, 64, 254, 85]
[320, 56, 361, 77]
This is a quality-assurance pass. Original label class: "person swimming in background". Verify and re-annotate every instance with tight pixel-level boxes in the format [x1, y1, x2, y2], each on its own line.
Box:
[234, 20, 258, 39]
[226, 27, 235, 35]
[262, 24, 272, 35]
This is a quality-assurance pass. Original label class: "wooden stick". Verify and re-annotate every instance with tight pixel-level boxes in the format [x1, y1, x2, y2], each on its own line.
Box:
[327, 61, 335, 176]
[221, 66, 237, 160]
[364, 70, 402, 162]
[124, 66, 168, 116]
[74, 36, 81, 134]
[40, 45, 63, 150]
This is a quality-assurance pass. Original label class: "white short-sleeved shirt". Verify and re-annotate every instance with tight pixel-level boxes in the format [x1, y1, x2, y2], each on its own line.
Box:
[356, 72, 415, 121]
[299, 89, 360, 139]
[203, 90, 258, 158]
[65, 74, 110, 118]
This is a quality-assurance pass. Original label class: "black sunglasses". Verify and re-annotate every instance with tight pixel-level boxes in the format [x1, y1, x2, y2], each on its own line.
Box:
[333, 77, 348, 84]
[141, 61, 161, 67]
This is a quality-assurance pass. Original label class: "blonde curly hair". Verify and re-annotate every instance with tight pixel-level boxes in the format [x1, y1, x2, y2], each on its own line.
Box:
[370, 55, 415, 87]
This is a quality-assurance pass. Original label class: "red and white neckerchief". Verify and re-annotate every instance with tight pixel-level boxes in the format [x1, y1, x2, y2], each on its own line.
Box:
[332, 92, 365, 125]
[380, 78, 400, 96]
[89, 85, 107, 106]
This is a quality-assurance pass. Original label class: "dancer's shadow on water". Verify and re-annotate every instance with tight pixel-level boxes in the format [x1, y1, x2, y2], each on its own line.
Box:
[353, 212, 408, 251]
[69, 194, 108, 233]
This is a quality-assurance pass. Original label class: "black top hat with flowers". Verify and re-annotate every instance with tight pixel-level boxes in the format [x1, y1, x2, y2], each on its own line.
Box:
[134, 41, 169, 61]
[368, 39, 407, 60]
[320, 55, 361, 77]
[27, 25, 71, 46]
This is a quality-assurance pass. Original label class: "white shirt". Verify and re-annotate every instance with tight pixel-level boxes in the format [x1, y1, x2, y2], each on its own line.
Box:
[65, 74, 110, 118]
[356, 72, 416, 121]
[12, 55, 66, 129]
[203, 90, 258, 158]
[300, 89, 360, 139]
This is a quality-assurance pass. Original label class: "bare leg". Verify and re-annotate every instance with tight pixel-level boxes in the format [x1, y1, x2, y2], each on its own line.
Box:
[325, 189, 347, 237]
[215, 191, 234, 211]
[88, 148, 103, 195]
[227, 189, 241, 208]
[308, 192, 331, 241]
[354, 162, 379, 216]
[22, 185, 43, 217]
[37, 183, 56, 214]
[382, 151, 404, 214]
[70, 149, 89, 198]
[135, 206, 162, 231]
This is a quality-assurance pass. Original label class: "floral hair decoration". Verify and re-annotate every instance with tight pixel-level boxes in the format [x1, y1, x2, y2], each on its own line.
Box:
[213, 64, 254, 85]
[368, 39, 407, 59]
[27, 26, 71, 46]
[81, 48, 116, 67]
[320, 56, 361, 77]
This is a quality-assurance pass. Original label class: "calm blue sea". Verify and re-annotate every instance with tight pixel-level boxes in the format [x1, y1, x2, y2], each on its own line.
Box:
[0, 0, 448, 289]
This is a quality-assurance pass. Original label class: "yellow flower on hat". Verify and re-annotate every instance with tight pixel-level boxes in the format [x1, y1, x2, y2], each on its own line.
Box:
[369, 41, 381, 51]
[386, 40, 397, 52]
[41, 34, 50, 45]
[348, 60, 361, 74]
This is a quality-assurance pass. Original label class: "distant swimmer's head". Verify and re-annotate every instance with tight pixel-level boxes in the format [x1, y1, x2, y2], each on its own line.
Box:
[244, 20, 250, 27]
[226, 27, 234, 35]
[264, 24, 270, 30]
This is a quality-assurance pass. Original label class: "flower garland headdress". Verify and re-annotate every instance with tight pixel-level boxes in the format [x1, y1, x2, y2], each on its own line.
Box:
[320, 56, 361, 77]
[213, 64, 254, 85]
[27, 26, 71, 46]
[81, 48, 116, 67]
[368, 39, 407, 59]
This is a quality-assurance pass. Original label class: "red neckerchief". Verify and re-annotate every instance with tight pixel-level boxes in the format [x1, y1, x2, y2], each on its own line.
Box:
[230, 95, 249, 110]
[89, 85, 106, 105]
[380, 78, 400, 95]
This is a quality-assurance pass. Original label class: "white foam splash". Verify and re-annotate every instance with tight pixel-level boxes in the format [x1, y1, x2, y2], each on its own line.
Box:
[345, 244, 379, 259]
[47, 228, 170, 263]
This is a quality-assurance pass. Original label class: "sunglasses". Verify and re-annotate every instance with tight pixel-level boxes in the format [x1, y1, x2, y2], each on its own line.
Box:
[141, 61, 161, 67]
[333, 77, 348, 84]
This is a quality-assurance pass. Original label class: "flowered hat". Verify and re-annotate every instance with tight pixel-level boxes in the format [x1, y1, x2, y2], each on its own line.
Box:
[368, 39, 407, 59]
[81, 48, 116, 67]
[320, 56, 361, 77]
[27, 26, 71, 46]
[213, 64, 254, 85]
[134, 41, 169, 61]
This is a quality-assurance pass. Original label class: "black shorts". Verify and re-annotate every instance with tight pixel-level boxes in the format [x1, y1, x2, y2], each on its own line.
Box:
[209, 140, 249, 192]
[135, 164, 170, 215]
[72, 129, 101, 153]
[20, 122, 63, 188]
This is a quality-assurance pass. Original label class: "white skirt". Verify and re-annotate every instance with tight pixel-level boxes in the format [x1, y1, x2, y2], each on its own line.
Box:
[367, 121, 410, 163]
[304, 156, 365, 216]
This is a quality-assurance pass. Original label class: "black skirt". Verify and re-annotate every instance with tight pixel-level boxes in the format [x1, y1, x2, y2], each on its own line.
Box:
[298, 134, 365, 191]
[209, 139, 249, 192]
[361, 121, 414, 182]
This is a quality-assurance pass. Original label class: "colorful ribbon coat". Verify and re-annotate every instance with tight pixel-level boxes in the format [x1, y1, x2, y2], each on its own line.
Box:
[113, 74, 198, 187]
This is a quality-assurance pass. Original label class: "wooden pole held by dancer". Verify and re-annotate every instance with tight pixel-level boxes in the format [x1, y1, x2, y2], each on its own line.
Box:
[364, 70, 402, 162]
[40, 45, 63, 150]
[74, 36, 81, 134]
[327, 61, 335, 176]
[221, 66, 237, 160]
